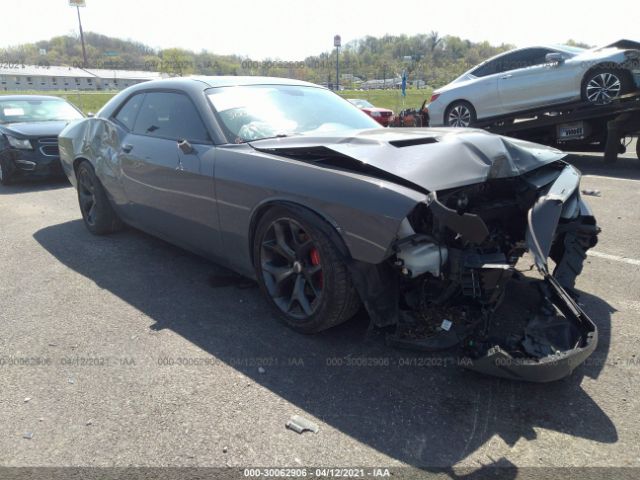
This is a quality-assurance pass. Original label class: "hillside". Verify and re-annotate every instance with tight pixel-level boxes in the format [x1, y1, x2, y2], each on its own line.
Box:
[0, 32, 590, 89]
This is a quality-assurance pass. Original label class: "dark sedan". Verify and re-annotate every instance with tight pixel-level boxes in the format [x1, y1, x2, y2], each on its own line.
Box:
[59, 77, 600, 382]
[0, 95, 84, 184]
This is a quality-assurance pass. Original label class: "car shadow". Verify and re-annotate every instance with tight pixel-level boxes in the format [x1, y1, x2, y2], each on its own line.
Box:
[33, 220, 618, 470]
[0, 176, 70, 195]
[565, 153, 640, 181]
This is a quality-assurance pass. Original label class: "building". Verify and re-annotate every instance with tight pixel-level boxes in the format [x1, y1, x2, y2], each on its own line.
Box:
[84, 68, 165, 90]
[361, 77, 402, 90]
[0, 64, 165, 91]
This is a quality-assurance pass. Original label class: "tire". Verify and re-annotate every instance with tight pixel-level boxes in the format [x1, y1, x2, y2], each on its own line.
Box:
[76, 161, 123, 235]
[636, 138, 640, 161]
[253, 206, 361, 334]
[444, 101, 476, 127]
[0, 157, 13, 185]
[582, 67, 633, 105]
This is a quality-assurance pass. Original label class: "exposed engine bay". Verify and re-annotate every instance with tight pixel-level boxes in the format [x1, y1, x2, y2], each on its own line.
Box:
[383, 160, 600, 382]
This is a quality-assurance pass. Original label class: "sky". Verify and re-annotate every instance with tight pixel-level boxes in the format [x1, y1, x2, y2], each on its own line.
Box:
[1, 0, 638, 60]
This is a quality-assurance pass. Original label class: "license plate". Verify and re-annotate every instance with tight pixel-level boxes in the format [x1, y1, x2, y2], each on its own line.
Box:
[558, 122, 586, 140]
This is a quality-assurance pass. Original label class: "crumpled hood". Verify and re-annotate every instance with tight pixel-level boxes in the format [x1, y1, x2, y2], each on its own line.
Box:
[0, 121, 70, 138]
[251, 128, 567, 192]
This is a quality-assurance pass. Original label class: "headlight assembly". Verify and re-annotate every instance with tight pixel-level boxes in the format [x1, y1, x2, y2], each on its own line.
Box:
[5, 135, 33, 150]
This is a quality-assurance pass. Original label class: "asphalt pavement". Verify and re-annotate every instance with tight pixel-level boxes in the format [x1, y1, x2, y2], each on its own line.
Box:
[0, 143, 639, 478]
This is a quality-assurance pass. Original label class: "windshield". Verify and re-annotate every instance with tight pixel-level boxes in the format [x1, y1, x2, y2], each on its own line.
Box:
[0, 98, 83, 124]
[349, 99, 374, 108]
[207, 85, 379, 143]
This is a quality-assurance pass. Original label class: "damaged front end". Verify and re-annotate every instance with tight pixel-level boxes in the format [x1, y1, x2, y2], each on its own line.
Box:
[384, 161, 600, 382]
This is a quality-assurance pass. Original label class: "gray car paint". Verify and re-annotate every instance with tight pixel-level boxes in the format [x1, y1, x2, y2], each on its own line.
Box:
[250, 127, 567, 191]
[58, 77, 571, 278]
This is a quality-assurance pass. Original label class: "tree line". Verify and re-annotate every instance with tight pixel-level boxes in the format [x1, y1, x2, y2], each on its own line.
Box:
[0, 31, 591, 89]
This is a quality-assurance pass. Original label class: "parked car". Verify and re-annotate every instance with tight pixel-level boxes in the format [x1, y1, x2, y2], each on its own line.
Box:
[428, 40, 640, 127]
[0, 95, 84, 184]
[59, 77, 600, 382]
[348, 98, 394, 126]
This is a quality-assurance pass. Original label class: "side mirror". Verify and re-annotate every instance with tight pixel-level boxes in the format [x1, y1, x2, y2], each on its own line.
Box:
[545, 53, 565, 64]
[177, 139, 194, 154]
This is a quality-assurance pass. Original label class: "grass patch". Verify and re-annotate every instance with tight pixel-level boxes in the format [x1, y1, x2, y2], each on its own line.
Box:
[338, 88, 432, 112]
[1, 87, 433, 116]
[0, 91, 117, 115]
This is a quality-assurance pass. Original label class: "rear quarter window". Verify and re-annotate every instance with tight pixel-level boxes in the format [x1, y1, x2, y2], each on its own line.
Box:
[113, 94, 144, 130]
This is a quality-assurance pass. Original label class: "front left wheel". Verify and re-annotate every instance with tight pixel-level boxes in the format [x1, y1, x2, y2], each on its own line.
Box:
[76, 161, 123, 235]
[253, 206, 361, 334]
[0, 157, 13, 185]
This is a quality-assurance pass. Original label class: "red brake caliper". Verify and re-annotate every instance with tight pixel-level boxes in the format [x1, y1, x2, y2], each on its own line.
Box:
[310, 247, 322, 289]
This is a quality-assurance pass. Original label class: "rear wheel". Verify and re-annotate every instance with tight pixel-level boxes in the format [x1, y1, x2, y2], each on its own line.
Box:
[253, 206, 360, 334]
[582, 68, 633, 105]
[76, 161, 123, 235]
[445, 101, 476, 127]
[636, 137, 640, 161]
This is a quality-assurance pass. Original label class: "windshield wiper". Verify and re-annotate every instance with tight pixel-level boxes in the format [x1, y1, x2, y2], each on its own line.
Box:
[246, 133, 292, 143]
[244, 132, 304, 144]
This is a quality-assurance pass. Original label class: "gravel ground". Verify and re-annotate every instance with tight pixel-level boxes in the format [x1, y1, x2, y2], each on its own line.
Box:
[0, 144, 639, 478]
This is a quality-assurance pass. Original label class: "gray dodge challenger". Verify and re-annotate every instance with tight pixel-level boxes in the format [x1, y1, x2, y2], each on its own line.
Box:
[58, 77, 600, 382]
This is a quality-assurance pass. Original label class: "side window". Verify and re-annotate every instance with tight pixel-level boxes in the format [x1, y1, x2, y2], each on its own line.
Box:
[132, 92, 210, 143]
[499, 49, 554, 72]
[471, 59, 499, 78]
[526, 48, 555, 66]
[494, 52, 522, 74]
[114, 93, 144, 130]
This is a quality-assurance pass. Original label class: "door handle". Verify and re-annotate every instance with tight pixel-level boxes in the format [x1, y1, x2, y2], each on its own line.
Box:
[121, 143, 134, 153]
[500, 74, 513, 79]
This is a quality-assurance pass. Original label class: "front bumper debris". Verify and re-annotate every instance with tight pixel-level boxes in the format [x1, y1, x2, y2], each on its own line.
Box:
[463, 274, 598, 382]
[384, 163, 600, 382]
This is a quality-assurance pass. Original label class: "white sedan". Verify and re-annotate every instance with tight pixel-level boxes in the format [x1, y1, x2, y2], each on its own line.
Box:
[428, 40, 640, 127]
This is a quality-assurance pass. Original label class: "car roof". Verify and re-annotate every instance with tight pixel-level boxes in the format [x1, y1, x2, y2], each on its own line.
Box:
[482, 44, 583, 62]
[0, 95, 70, 102]
[135, 76, 324, 91]
[461, 44, 584, 76]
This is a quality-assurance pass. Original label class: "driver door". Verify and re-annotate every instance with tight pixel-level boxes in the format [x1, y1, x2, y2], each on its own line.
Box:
[119, 91, 221, 258]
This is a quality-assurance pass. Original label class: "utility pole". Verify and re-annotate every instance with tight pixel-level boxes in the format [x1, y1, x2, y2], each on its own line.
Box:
[69, 1, 88, 67]
[77, 7, 88, 67]
[334, 35, 341, 91]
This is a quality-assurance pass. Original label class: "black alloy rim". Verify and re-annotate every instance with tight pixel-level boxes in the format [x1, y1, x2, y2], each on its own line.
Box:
[78, 169, 97, 226]
[260, 218, 324, 319]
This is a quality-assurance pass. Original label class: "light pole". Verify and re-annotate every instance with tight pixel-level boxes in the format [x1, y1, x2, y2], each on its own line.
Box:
[69, 0, 88, 68]
[334, 35, 341, 91]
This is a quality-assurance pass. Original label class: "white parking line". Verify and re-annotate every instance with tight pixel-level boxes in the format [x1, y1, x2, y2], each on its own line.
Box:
[588, 250, 640, 266]
[583, 174, 640, 183]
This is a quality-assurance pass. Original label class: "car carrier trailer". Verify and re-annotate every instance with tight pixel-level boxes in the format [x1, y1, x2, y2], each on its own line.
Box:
[470, 91, 640, 163]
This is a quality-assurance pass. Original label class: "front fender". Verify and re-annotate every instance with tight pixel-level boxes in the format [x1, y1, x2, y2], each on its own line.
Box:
[215, 146, 427, 275]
